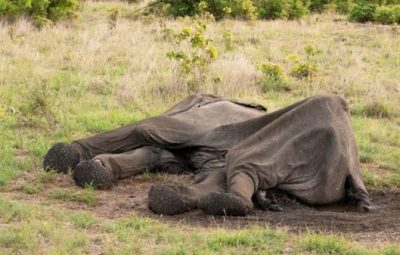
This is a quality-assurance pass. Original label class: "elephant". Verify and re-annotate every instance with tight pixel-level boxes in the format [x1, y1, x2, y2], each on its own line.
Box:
[43, 94, 267, 188]
[43, 94, 372, 216]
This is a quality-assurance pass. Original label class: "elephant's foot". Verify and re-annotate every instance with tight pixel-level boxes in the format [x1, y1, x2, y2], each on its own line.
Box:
[43, 143, 80, 173]
[357, 199, 377, 213]
[148, 185, 194, 215]
[72, 160, 115, 189]
[199, 192, 250, 216]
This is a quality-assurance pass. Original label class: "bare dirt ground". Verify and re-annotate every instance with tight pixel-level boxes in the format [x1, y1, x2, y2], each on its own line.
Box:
[1, 171, 399, 245]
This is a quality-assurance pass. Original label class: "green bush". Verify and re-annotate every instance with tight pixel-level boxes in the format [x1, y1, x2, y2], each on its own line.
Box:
[48, 0, 78, 21]
[385, 0, 400, 4]
[0, 0, 78, 27]
[288, 44, 320, 79]
[336, 0, 351, 14]
[258, 62, 291, 92]
[374, 5, 396, 23]
[155, 0, 200, 17]
[0, 0, 32, 18]
[255, 0, 308, 19]
[286, 0, 308, 19]
[154, 0, 257, 19]
[205, 0, 257, 19]
[392, 5, 400, 23]
[348, 1, 377, 22]
[254, 0, 286, 19]
[150, 0, 309, 20]
[146, 0, 398, 22]
[309, 0, 329, 12]
[165, 18, 219, 93]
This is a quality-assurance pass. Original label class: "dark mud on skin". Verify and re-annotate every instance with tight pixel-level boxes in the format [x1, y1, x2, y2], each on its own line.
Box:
[2, 172, 400, 244]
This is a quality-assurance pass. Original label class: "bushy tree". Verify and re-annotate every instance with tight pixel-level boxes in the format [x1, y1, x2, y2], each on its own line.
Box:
[348, 1, 377, 22]
[374, 5, 396, 23]
[308, 0, 329, 12]
[0, 0, 79, 27]
[145, 0, 400, 23]
[394, 5, 400, 23]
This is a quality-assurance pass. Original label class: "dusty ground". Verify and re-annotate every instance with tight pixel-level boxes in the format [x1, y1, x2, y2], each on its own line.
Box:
[2, 170, 399, 245]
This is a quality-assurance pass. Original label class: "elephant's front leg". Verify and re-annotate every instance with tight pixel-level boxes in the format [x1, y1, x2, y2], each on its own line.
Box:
[148, 169, 227, 215]
[198, 172, 256, 216]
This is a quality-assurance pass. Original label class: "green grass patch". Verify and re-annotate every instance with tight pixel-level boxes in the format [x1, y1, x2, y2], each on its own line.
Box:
[20, 183, 43, 194]
[352, 101, 398, 119]
[0, 198, 32, 222]
[301, 233, 364, 254]
[49, 187, 97, 206]
[207, 227, 287, 254]
[0, 227, 38, 254]
[353, 117, 400, 171]
[301, 233, 400, 255]
[70, 212, 97, 229]
[0, 117, 24, 187]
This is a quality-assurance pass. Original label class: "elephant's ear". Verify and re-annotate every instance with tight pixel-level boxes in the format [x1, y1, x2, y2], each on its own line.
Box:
[230, 100, 267, 112]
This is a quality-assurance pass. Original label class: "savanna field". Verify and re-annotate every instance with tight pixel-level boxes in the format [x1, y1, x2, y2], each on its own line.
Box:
[1, 0, 400, 254]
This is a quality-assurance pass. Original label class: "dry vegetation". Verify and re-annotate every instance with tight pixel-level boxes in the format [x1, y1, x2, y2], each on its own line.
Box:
[0, 0, 400, 254]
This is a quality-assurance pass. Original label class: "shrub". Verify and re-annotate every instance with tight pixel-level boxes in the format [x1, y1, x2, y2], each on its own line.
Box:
[18, 80, 59, 128]
[157, 0, 200, 17]
[348, 1, 377, 23]
[288, 44, 320, 79]
[392, 5, 400, 23]
[336, 0, 351, 14]
[255, 0, 286, 19]
[286, 0, 308, 19]
[205, 0, 258, 19]
[47, 0, 78, 22]
[0, 0, 78, 27]
[153, 0, 257, 19]
[308, 0, 329, 13]
[374, 5, 396, 23]
[385, 0, 400, 4]
[258, 62, 291, 92]
[253, 0, 308, 20]
[165, 18, 219, 93]
[222, 29, 234, 50]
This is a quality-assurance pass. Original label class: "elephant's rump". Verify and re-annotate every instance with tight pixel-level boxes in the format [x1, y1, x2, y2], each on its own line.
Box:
[225, 95, 361, 205]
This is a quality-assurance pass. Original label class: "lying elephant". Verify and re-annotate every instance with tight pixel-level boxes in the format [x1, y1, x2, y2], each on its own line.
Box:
[44, 94, 267, 187]
[43, 94, 371, 216]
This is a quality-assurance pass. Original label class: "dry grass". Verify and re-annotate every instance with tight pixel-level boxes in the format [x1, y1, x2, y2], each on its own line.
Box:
[1, 3, 399, 108]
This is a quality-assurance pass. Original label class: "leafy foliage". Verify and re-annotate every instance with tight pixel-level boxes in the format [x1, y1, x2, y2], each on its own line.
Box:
[0, 0, 78, 27]
[255, 0, 287, 19]
[146, 0, 400, 23]
[258, 62, 291, 92]
[348, 1, 400, 24]
[374, 5, 396, 23]
[165, 18, 219, 93]
[288, 44, 320, 79]
[348, 1, 377, 22]
[148, 0, 311, 20]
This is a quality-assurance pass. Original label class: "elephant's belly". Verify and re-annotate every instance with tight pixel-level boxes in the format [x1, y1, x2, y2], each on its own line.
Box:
[188, 149, 227, 172]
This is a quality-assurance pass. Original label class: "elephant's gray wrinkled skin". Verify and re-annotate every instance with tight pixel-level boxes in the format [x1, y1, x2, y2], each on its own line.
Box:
[43, 94, 371, 216]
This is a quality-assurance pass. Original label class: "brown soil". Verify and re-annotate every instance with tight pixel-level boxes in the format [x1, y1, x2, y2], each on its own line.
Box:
[2, 171, 400, 245]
